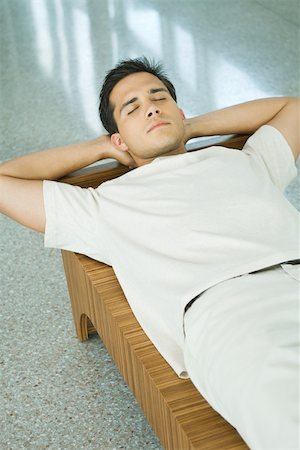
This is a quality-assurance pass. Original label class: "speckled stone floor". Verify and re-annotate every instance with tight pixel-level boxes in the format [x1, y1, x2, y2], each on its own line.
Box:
[0, 1, 299, 449]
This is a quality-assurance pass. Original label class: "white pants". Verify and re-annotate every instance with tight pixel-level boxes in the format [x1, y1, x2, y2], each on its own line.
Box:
[184, 265, 300, 450]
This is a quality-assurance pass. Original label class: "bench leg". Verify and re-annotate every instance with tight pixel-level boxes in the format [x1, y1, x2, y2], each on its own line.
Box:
[61, 250, 97, 341]
[81, 314, 97, 340]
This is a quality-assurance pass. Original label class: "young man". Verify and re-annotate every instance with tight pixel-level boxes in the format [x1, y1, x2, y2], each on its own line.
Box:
[0, 57, 299, 449]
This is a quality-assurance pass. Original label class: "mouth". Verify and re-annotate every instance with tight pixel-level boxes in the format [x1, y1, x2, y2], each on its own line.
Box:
[147, 121, 170, 133]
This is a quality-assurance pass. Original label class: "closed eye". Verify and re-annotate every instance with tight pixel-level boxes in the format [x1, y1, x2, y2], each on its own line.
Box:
[127, 98, 166, 115]
[127, 106, 139, 115]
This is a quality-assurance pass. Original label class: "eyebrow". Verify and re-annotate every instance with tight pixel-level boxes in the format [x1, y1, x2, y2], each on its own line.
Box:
[119, 87, 169, 114]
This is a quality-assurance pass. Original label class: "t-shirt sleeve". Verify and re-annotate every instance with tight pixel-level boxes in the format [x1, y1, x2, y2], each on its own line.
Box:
[43, 180, 111, 265]
[242, 124, 297, 191]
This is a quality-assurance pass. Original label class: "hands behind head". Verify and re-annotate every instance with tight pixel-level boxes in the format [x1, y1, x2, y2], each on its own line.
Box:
[94, 135, 137, 169]
[109, 146, 137, 169]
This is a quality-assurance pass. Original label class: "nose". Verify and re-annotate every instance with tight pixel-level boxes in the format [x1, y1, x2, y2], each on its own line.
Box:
[147, 102, 161, 118]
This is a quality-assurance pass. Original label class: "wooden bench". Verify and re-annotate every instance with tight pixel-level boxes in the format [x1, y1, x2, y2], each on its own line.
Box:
[61, 135, 250, 450]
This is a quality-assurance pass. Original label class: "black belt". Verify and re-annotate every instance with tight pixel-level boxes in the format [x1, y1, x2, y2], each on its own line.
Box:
[184, 259, 300, 314]
[249, 259, 300, 274]
[284, 259, 300, 264]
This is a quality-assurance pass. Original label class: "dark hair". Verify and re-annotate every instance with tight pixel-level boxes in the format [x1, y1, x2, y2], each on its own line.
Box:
[99, 56, 177, 134]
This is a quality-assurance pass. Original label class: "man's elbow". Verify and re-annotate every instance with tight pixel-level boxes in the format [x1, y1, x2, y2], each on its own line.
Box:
[0, 174, 7, 213]
[289, 97, 300, 161]
[0, 175, 46, 233]
[267, 97, 300, 161]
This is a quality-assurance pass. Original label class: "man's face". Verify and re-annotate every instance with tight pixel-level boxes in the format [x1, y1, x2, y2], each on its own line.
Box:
[110, 72, 186, 166]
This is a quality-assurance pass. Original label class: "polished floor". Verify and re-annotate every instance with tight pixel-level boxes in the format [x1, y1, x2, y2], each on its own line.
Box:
[0, 1, 299, 449]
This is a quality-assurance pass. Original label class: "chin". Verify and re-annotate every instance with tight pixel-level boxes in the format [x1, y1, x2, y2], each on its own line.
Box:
[156, 140, 184, 156]
[131, 134, 184, 160]
[154, 136, 183, 156]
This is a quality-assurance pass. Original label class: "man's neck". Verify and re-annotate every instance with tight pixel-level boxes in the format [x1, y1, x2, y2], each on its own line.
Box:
[135, 146, 187, 167]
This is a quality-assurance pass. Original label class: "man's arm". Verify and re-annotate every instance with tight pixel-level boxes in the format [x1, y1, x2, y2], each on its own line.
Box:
[185, 97, 300, 161]
[0, 135, 135, 232]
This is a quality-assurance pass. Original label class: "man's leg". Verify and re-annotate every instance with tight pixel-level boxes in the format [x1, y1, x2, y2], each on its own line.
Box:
[184, 266, 299, 449]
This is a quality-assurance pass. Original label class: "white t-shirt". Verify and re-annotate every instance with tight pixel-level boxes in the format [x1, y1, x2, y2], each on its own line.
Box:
[43, 125, 299, 377]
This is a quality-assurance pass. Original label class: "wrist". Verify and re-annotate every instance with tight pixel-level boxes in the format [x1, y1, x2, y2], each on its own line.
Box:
[86, 135, 110, 160]
[186, 117, 205, 140]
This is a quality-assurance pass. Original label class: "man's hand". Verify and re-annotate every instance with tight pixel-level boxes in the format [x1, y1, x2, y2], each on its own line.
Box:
[95, 135, 137, 169]
[107, 146, 137, 169]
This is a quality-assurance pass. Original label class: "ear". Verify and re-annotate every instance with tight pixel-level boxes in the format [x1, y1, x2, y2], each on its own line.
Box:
[111, 133, 129, 152]
[179, 108, 186, 120]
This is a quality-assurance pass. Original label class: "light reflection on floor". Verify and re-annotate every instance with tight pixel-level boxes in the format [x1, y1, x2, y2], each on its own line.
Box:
[1, 0, 299, 159]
